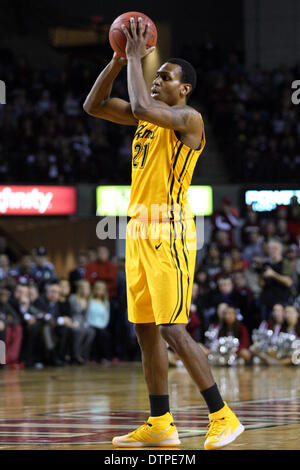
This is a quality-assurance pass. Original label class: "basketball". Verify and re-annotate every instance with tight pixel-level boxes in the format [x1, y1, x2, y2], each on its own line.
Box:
[109, 11, 157, 58]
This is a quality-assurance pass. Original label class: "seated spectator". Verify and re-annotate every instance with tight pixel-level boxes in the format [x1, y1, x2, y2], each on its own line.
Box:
[233, 271, 257, 332]
[209, 275, 247, 325]
[9, 283, 41, 367]
[58, 279, 72, 318]
[276, 219, 294, 246]
[30, 246, 57, 290]
[85, 246, 118, 299]
[214, 229, 234, 255]
[194, 267, 213, 313]
[69, 252, 89, 293]
[35, 282, 71, 365]
[0, 254, 13, 284]
[231, 248, 249, 272]
[218, 306, 251, 364]
[259, 303, 285, 340]
[205, 302, 229, 350]
[261, 221, 277, 243]
[87, 281, 111, 363]
[202, 244, 222, 280]
[241, 209, 261, 246]
[211, 196, 239, 247]
[0, 287, 22, 367]
[287, 196, 300, 240]
[15, 254, 36, 285]
[87, 246, 98, 263]
[276, 305, 300, 366]
[242, 231, 263, 264]
[218, 255, 234, 279]
[283, 305, 300, 337]
[69, 279, 96, 363]
[251, 304, 290, 365]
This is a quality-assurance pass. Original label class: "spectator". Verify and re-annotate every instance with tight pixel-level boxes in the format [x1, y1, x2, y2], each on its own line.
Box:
[211, 196, 239, 247]
[233, 271, 257, 332]
[241, 210, 261, 246]
[214, 229, 234, 255]
[218, 306, 251, 364]
[34, 282, 70, 365]
[231, 248, 249, 272]
[263, 303, 286, 339]
[194, 267, 213, 314]
[30, 246, 57, 289]
[283, 305, 300, 337]
[261, 221, 277, 244]
[69, 252, 89, 293]
[69, 279, 96, 363]
[209, 276, 247, 325]
[58, 279, 72, 318]
[218, 255, 234, 278]
[85, 246, 118, 299]
[15, 254, 35, 285]
[259, 239, 293, 319]
[279, 305, 300, 366]
[242, 231, 263, 264]
[0, 287, 22, 367]
[8, 283, 44, 367]
[202, 244, 222, 280]
[251, 303, 286, 365]
[0, 254, 13, 284]
[87, 281, 111, 363]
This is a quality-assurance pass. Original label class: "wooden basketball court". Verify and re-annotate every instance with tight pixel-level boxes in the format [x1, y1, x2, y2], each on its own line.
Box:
[0, 362, 299, 450]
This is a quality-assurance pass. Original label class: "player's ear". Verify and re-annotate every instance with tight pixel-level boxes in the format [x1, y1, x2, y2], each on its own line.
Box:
[180, 83, 192, 98]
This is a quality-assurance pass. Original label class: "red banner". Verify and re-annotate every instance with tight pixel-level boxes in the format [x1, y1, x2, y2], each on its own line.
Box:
[0, 186, 77, 215]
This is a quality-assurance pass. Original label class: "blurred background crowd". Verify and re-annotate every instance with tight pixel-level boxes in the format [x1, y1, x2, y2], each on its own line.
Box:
[1, 39, 300, 185]
[1, 196, 300, 369]
[0, 49, 133, 185]
[182, 41, 300, 183]
[1, 13, 300, 370]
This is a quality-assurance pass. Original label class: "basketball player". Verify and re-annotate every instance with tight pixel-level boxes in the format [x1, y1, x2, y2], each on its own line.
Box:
[83, 17, 244, 450]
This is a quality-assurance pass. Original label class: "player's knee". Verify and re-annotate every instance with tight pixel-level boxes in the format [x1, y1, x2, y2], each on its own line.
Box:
[159, 324, 187, 351]
[134, 323, 157, 347]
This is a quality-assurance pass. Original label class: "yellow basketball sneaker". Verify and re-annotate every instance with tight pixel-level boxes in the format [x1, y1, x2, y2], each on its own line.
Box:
[112, 412, 181, 447]
[204, 402, 244, 450]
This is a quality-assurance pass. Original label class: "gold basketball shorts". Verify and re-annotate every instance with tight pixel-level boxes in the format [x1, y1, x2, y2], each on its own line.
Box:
[125, 218, 197, 325]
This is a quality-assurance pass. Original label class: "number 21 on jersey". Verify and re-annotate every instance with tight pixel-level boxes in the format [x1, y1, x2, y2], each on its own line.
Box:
[132, 143, 150, 169]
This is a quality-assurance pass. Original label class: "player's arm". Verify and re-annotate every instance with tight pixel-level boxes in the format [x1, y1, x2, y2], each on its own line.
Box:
[123, 18, 202, 135]
[83, 53, 138, 125]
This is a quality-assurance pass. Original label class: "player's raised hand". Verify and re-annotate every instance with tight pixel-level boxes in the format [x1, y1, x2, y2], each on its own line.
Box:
[122, 17, 155, 60]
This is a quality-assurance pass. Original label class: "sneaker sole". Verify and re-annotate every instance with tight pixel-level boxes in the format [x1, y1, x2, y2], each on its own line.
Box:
[204, 424, 245, 450]
[112, 438, 181, 447]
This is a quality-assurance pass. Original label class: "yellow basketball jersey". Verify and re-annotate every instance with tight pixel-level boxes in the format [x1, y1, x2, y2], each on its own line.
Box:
[127, 116, 206, 221]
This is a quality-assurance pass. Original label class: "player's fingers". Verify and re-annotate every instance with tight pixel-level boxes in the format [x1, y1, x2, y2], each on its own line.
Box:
[130, 17, 137, 40]
[137, 17, 143, 37]
[121, 24, 131, 40]
[143, 22, 150, 40]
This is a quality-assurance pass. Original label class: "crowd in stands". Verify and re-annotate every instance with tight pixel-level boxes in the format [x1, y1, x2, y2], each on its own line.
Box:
[0, 196, 300, 369]
[181, 40, 300, 183]
[0, 48, 134, 184]
[2, 42, 300, 185]
[0, 241, 136, 368]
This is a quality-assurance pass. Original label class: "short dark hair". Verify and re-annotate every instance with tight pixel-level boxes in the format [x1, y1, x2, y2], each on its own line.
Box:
[167, 58, 197, 100]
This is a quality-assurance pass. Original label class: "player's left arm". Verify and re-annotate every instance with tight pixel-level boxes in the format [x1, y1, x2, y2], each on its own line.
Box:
[122, 18, 202, 135]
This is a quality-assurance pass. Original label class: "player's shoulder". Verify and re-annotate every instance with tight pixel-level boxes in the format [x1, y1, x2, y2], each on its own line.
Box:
[172, 104, 203, 122]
